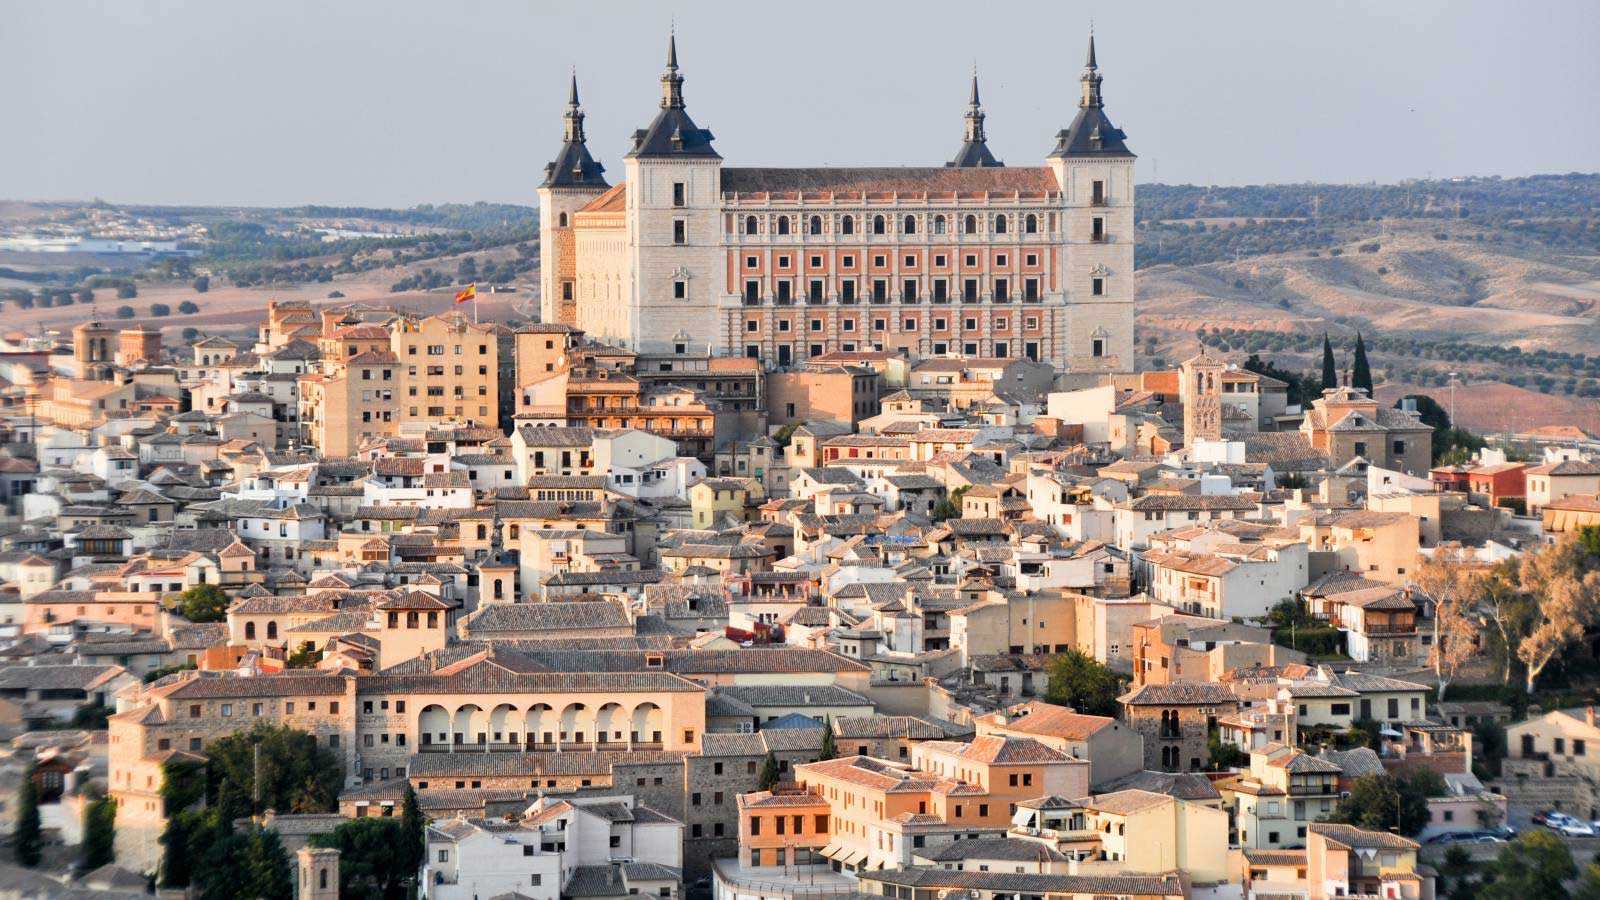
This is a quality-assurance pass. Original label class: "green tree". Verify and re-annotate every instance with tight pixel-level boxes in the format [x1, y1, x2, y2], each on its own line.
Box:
[285, 641, 322, 669]
[400, 785, 425, 879]
[819, 722, 838, 761]
[173, 584, 229, 623]
[150, 303, 171, 317]
[1043, 648, 1127, 717]
[80, 794, 117, 872]
[1207, 732, 1246, 770]
[205, 725, 344, 818]
[116, 282, 137, 299]
[1321, 332, 1338, 391]
[757, 752, 780, 791]
[14, 763, 42, 867]
[192, 275, 210, 293]
[311, 818, 411, 899]
[197, 825, 292, 900]
[178, 300, 200, 314]
[1351, 332, 1374, 396]
[1326, 772, 1431, 836]
[158, 756, 209, 887]
[114, 305, 136, 319]
[77, 287, 95, 304]
[1476, 830, 1575, 900]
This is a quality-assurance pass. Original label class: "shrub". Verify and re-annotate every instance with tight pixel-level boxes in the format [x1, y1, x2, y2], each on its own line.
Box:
[116, 282, 137, 299]
[150, 303, 171, 317]
[114, 305, 136, 319]
[178, 300, 200, 314]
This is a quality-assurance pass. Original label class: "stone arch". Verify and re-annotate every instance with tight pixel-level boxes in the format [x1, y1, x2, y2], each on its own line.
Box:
[453, 703, 486, 746]
[418, 704, 450, 748]
[559, 702, 589, 745]
[489, 703, 520, 745]
[631, 702, 664, 746]
[595, 702, 626, 747]
[525, 703, 554, 747]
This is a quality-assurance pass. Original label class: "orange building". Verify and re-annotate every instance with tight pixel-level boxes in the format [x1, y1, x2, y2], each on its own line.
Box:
[737, 736, 1086, 873]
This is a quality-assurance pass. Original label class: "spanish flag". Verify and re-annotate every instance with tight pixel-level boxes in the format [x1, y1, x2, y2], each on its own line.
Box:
[454, 283, 477, 304]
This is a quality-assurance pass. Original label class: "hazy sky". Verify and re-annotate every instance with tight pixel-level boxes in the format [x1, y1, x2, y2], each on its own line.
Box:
[5, 0, 1597, 207]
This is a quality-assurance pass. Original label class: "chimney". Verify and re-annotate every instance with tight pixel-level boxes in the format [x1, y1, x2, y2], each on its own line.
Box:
[1587, 707, 1595, 728]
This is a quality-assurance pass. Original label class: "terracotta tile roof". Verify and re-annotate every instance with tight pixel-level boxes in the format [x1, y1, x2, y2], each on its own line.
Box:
[721, 167, 1058, 196]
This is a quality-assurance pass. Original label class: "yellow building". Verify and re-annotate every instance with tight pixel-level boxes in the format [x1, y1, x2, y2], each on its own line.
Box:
[391, 313, 501, 427]
[689, 476, 765, 529]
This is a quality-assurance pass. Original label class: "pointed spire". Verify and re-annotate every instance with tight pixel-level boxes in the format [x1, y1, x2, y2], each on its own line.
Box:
[563, 70, 587, 144]
[949, 67, 1001, 168]
[542, 68, 608, 189]
[660, 27, 685, 109]
[1080, 32, 1103, 109]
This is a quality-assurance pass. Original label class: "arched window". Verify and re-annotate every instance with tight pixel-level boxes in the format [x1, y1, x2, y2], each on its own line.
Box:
[934, 216, 947, 235]
[267, 621, 277, 640]
[994, 215, 1008, 234]
[873, 215, 886, 235]
[777, 216, 791, 236]
[809, 215, 823, 235]
[245, 622, 256, 640]
[558, 212, 568, 227]
[964, 215, 978, 235]
[841, 215, 855, 235]
[1025, 213, 1038, 234]
[903, 215, 917, 235]
[745, 215, 758, 235]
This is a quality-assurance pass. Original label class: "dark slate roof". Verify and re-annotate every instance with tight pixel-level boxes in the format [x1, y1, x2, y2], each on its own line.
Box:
[1049, 37, 1134, 159]
[542, 77, 609, 190]
[626, 35, 719, 160]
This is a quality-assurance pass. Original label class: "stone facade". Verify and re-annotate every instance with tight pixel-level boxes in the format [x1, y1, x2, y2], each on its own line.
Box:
[539, 35, 1135, 372]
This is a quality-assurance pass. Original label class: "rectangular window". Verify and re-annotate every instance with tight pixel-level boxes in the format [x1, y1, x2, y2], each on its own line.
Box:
[672, 182, 686, 206]
[1092, 277, 1104, 296]
[673, 220, 687, 244]
[673, 281, 687, 300]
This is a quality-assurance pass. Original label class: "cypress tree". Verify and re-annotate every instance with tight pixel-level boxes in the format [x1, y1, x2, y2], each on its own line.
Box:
[819, 722, 838, 761]
[1352, 332, 1374, 396]
[81, 794, 118, 872]
[758, 752, 780, 791]
[401, 784, 425, 877]
[14, 764, 41, 867]
[1321, 332, 1338, 391]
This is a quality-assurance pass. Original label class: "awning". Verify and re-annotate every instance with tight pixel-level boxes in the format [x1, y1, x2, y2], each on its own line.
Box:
[818, 844, 844, 861]
[840, 849, 866, 867]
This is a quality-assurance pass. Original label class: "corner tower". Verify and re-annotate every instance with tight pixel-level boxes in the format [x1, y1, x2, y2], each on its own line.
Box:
[537, 72, 610, 326]
[1048, 34, 1136, 376]
[616, 31, 725, 354]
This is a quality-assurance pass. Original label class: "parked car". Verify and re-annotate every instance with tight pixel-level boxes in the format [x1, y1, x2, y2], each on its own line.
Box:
[1533, 811, 1553, 826]
[1553, 819, 1595, 837]
[1468, 832, 1507, 843]
[1425, 833, 1464, 845]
